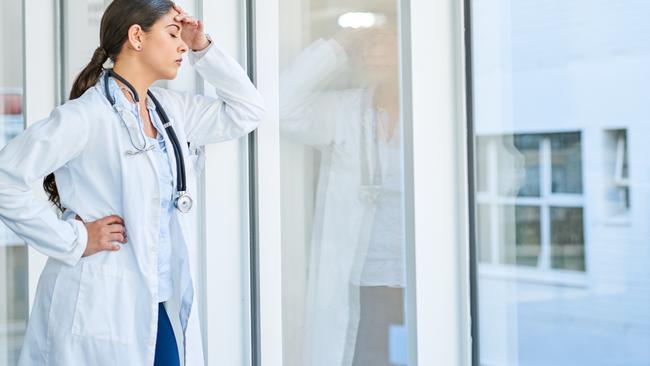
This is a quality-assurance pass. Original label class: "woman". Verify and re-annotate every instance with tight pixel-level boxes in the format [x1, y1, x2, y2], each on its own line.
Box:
[0, 0, 265, 365]
[279, 24, 403, 366]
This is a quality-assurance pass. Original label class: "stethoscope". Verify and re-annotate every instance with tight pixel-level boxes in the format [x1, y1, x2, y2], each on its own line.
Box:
[102, 69, 193, 213]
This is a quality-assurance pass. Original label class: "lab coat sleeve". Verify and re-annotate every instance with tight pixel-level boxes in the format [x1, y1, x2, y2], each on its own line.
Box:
[159, 41, 266, 146]
[279, 38, 350, 148]
[0, 104, 89, 267]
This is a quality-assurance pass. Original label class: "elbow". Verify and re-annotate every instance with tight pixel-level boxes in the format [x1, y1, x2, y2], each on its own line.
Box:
[236, 104, 266, 137]
[250, 92, 267, 122]
[243, 94, 267, 132]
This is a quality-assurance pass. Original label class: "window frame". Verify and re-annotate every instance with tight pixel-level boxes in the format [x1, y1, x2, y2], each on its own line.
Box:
[475, 133, 588, 285]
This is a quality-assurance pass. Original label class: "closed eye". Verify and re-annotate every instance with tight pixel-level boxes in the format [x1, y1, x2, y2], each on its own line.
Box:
[170, 34, 179, 38]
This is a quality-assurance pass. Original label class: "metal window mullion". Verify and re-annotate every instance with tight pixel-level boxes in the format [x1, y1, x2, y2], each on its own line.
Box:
[463, 0, 481, 361]
[54, 0, 64, 104]
[244, 0, 261, 362]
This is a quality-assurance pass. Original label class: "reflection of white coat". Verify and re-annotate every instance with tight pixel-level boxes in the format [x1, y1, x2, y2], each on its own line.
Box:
[0, 43, 265, 365]
[280, 38, 384, 366]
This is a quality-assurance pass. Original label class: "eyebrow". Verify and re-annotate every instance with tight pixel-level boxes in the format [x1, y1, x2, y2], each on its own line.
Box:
[166, 24, 181, 30]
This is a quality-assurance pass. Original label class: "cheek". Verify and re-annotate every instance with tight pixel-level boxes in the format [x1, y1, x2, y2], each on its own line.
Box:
[147, 40, 175, 63]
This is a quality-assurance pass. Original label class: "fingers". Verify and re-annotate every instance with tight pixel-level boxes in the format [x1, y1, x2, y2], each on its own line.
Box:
[107, 223, 125, 234]
[175, 14, 199, 27]
[103, 240, 122, 251]
[107, 232, 127, 244]
[98, 233, 126, 253]
[98, 215, 124, 225]
[95, 215, 128, 247]
[82, 215, 128, 256]
[173, 8, 199, 27]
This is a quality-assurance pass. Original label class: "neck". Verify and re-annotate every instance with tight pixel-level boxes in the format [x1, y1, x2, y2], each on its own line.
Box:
[111, 60, 156, 106]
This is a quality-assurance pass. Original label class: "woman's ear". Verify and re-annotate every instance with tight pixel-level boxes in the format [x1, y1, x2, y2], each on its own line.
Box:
[127, 24, 144, 50]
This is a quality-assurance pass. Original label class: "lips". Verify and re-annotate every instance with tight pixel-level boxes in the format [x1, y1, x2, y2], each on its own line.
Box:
[175, 58, 182, 64]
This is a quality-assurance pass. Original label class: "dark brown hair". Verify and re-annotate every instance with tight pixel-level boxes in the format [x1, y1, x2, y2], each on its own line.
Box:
[44, 0, 174, 213]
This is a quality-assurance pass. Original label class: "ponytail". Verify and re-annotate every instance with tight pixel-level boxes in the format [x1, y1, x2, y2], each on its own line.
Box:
[69, 47, 109, 100]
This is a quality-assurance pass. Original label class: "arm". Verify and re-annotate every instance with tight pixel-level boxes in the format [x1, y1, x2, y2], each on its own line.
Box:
[279, 38, 350, 148]
[152, 7, 266, 146]
[0, 104, 89, 266]
[154, 42, 266, 147]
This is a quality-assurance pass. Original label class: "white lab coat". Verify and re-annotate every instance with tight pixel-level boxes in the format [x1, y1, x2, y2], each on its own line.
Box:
[280, 38, 381, 366]
[0, 42, 265, 365]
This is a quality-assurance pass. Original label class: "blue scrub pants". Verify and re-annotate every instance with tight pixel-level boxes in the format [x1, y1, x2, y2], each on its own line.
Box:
[154, 302, 180, 366]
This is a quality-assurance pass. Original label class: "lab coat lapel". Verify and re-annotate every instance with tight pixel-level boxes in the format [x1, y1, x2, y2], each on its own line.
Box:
[113, 106, 163, 282]
[147, 96, 179, 193]
[160, 119, 179, 192]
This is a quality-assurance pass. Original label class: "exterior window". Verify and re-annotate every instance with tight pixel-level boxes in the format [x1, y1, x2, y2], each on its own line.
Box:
[604, 129, 630, 218]
[476, 132, 585, 272]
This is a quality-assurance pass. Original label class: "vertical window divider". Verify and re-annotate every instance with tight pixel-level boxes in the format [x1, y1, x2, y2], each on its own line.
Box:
[463, 0, 481, 362]
[245, 0, 261, 363]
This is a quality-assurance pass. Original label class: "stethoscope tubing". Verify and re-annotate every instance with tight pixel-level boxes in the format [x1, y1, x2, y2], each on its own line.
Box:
[102, 69, 191, 211]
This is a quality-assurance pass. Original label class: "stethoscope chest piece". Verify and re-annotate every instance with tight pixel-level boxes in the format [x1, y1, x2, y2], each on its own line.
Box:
[175, 192, 193, 213]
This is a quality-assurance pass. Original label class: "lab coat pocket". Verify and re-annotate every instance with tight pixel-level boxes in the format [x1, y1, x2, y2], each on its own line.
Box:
[185, 146, 204, 195]
[71, 263, 137, 344]
[187, 145, 205, 174]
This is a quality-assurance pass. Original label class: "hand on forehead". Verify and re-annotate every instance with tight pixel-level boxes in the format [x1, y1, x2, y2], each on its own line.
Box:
[170, 3, 198, 27]
[172, 3, 184, 16]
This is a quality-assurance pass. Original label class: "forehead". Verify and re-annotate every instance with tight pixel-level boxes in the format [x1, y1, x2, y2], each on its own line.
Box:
[155, 9, 182, 29]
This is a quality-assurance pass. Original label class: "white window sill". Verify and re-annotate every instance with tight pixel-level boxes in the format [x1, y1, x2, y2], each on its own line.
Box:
[478, 263, 588, 288]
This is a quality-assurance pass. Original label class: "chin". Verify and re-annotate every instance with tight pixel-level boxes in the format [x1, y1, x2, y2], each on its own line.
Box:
[162, 69, 178, 80]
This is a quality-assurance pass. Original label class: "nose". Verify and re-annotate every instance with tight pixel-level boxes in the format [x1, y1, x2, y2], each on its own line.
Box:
[179, 41, 188, 53]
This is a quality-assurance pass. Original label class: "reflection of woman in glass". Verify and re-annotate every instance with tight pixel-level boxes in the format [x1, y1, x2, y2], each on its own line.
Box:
[280, 21, 403, 365]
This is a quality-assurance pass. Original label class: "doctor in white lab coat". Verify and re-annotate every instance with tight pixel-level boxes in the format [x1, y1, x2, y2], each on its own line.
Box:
[280, 26, 403, 366]
[0, 1, 265, 365]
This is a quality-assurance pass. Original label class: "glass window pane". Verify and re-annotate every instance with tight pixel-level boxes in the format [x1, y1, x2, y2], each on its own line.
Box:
[603, 129, 631, 217]
[62, 0, 111, 98]
[0, 1, 28, 364]
[476, 136, 489, 192]
[620, 130, 629, 179]
[278, 1, 409, 364]
[470, 1, 650, 365]
[550, 132, 583, 194]
[512, 134, 541, 197]
[498, 205, 541, 267]
[550, 207, 585, 271]
[476, 204, 492, 263]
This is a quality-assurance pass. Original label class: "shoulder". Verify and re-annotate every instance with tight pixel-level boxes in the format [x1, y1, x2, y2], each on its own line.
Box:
[57, 85, 109, 120]
[36, 86, 108, 135]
